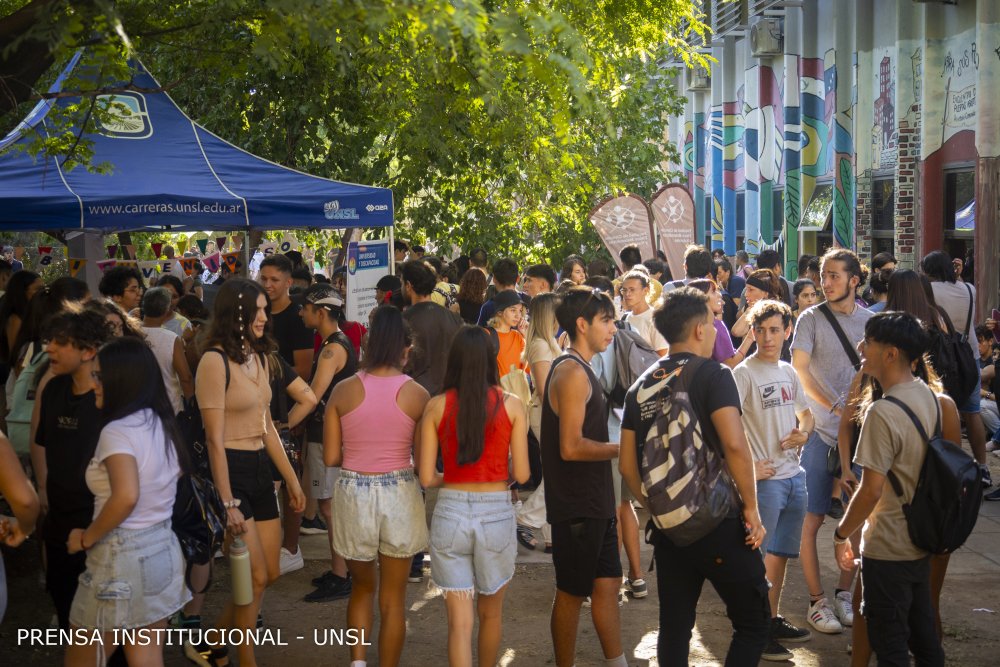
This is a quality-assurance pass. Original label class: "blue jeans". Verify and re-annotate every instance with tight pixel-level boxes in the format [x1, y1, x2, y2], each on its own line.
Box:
[756, 472, 807, 558]
[430, 489, 516, 595]
[801, 431, 836, 515]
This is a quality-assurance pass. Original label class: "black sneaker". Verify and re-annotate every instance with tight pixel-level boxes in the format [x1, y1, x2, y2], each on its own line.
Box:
[299, 515, 327, 535]
[304, 574, 352, 602]
[760, 638, 793, 662]
[312, 570, 337, 587]
[980, 465, 993, 491]
[409, 554, 424, 583]
[985, 485, 1000, 502]
[772, 615, 812, 643]
[827, 497, 845, 520]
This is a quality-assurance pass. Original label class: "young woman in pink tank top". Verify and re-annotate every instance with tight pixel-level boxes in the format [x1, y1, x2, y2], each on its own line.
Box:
[323, 306, 430, 667]
[419, 326, 529, 667]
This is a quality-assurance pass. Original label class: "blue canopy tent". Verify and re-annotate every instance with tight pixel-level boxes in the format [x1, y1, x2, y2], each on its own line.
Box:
[0, 52, 393, 233]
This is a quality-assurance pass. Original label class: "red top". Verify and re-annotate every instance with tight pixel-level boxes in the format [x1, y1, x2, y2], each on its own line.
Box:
[438, 388, 512, 484]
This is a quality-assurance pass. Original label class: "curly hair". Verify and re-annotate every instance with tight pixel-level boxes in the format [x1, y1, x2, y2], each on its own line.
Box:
[42, 303, 115, 350]
[204, 278, 276, 363]
[747, 298, 793, 330]
[85, 300, 147, 340]
[457, 268, 488, 305]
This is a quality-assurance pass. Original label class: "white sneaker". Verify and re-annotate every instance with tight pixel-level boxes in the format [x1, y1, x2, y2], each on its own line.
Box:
[834, 590, 854, 627]
[807, 597, 844, 634]
[626, 578, 648, 599]
[279, 547, 304, 575]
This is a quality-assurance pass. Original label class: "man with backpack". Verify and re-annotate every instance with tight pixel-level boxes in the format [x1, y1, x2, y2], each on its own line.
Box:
[833, 312, 965, 666]
[619, 287, 768, 666]
[619, 270, 668, 356]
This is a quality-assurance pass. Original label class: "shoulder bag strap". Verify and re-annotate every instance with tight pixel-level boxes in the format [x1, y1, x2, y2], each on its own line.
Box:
[881, 395, 930, 498]
[207, 348, 231, 390]
[962, 283, 973, 342]
[818, 303, 861, 371]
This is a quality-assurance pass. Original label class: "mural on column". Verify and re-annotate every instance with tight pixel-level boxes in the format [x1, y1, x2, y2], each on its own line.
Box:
[683, 114, 710, 242]
[710, 103, 725, 248]
[722, 99, 745, 255]
[784, 52, 802, 272]
[799, 51, 836, 223]
[744, 64, 784, 251]
[872, 52, 898, 170]
[924, 27, 983, 161]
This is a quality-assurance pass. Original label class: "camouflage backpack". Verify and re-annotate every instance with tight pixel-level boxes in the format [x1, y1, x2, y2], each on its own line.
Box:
[639, 356, 737, 546]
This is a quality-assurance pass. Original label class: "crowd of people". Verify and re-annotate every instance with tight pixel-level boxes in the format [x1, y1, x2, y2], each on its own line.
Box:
[0, 238, 997, 667]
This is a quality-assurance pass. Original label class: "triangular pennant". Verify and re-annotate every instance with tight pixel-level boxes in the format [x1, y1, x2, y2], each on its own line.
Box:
[37, 246, 55, 267]
[216, 237, 228, 252]
[96, 259, 117, 273]
[196, 238, 209, 254]
[161, 260, 174, 274]
[222, 251, 240, 271]
[125, 244, 136, 260]
[13, 246, 25, 260]
[68, 258, 87, 277]
[231, 235, 242, 250]
[151, 242, 163, 258]
[37, 246, 52, 255]
[258, 242, 277, 257]
[138, 261, 159, 283]
[106, 245, 118, 259]
[180, 258, 198, 276]
[278, 234, 299, 254]
[202, 252, 222, 274]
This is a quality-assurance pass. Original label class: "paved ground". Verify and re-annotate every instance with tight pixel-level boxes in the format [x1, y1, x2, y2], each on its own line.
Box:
[3, 465, 999, 666]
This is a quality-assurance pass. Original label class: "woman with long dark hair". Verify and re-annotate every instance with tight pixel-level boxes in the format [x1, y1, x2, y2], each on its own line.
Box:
[323, 305, 430, 667]
[0, 270, 42, 364]
[419, 326, 530, 667]
[195, 278, 305, 667]
[561, 256, 588, 285]
[456, 268, 488, 325]
[64, 337, 192, 666]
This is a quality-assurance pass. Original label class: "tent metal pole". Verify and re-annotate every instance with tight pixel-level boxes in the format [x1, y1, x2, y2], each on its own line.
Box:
[388, 225, 395, 276]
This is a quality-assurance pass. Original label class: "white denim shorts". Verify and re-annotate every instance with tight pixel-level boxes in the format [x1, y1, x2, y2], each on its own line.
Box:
[430, 489, 516, 596]
[332, 468, 427, 561]
[69, 520, 191, 630]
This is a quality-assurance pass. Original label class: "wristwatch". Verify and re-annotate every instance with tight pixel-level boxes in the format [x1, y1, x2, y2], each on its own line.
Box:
[833, 528, 849, 545]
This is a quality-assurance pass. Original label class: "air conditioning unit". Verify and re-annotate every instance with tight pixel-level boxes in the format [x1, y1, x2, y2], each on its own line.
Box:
[750, 17, 784, 57]
[687, 68, 711, 91]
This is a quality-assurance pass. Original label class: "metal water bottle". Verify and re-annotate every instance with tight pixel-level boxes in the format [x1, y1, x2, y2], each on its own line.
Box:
[230, 537, 253, 606]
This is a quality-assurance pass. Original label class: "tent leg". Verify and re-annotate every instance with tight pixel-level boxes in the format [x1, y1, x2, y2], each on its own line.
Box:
[388, 226, 395, 276]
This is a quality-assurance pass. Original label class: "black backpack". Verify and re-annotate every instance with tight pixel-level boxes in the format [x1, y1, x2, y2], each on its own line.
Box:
[883, 391, 983, 554]
[927, 284, 978, 403]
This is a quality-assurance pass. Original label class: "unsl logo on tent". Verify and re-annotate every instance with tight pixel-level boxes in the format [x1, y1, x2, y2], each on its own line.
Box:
[95, 94, 152, 139]
[323, 200, 360, 221]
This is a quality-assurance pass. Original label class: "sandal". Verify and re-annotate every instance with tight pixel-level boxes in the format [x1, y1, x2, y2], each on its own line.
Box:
[516, 524, 538, 550]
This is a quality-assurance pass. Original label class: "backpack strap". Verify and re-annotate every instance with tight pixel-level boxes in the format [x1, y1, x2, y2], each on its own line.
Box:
[206, 348, 231, 390]
[485, 327, 500, 356]
[961, 283, 973, 343]
[880, 392, 941, 498]
[818, 303, 861, 371]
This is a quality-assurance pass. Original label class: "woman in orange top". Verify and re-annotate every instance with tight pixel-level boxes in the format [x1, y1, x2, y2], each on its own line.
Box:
[486, 289, 526, 378]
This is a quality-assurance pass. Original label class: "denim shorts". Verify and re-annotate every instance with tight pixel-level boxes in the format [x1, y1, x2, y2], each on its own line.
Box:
[69, 520, 191, 630]
[757, 472, 808, 558]
[958, 377, 982, 414]
[801, 431, 835, 515]
[308, 440, 340, 500]
[430, 489, 516, 596]
[332, 469, 427, 561]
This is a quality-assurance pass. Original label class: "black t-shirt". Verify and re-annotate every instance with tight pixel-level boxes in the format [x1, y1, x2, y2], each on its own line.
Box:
[621, 353, 741, 457]
[540, 354, 615, 524]
[269, 355, 300, 423]
[306, 331, 357, 441]
[270, 302, 314, 367]
[35, 375, 103, 545]
[403, 301, 463, 396]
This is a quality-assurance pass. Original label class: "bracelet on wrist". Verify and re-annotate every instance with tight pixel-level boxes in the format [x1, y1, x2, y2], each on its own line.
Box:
[223, 499, 242, 509]
[833, 528, 849, 545]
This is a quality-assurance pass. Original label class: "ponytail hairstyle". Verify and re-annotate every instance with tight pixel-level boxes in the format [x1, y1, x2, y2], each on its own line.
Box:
[442, 326, 500, 465]
[745, 269, 782, 301]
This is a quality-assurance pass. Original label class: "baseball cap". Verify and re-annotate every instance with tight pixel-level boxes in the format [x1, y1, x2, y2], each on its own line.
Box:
[304, 283, 344, 312]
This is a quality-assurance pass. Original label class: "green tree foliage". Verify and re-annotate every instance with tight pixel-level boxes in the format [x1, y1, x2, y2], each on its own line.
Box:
[1, 0, 709, 265]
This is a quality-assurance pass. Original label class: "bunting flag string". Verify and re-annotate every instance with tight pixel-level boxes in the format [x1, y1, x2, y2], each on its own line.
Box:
[68, 258, 87, 277]
[196, 238, 209, 254]
[106, 245, 118, 259]
[161, 260, 174, 274]
[96, 259, 117, 273]
[13, 246, 25, 260]
[202, 252, 222, 274]
[180, 258, 199, 276]
[216, 237, 228, 252]
[151, 242, 163, 258]
[37, 246, 55, 267]
[222, 251, 240, 271]
[258, 242, 277, 257]
[138, 261, 159, 283]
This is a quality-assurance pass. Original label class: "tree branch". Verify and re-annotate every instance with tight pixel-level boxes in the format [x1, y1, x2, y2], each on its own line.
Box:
[31, 77, 185, 100]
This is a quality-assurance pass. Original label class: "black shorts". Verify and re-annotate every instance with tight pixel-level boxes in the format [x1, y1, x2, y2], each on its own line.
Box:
[226, 448, 280, 522]
[551, 516, 622, 597]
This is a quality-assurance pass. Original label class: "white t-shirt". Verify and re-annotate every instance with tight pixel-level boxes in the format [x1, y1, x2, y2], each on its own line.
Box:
[625, 307, 668, 352]
[143, 326, 183, 413]
[733, 356, 809, 479]
[86, 409, 182, 529]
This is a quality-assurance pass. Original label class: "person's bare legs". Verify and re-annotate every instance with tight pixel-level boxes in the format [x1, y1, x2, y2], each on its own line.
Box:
[377, 554, 412, 667]
[551, 590, 584, 667]
[281, 485, 303, 553]
[962, 411, 987, 464]
[445, 591, 475, 667]
[345, 559, 377, 664]
[618, 501, 642, 582]
[764, 554, 789, 619]
[590, 576, 623, 660]
[318, 497, 348, 578]
[182, 562, 211, 617]
[800, 512, 826, 599]
[65, 630, 114, 666]
[476, 586, 507, 667]
[121, 619, 169, 666]
[850, 577, 870, 667]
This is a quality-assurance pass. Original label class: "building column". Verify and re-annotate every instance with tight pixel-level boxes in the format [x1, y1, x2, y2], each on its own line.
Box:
[710, 42, 725, 251]
[975, 0, 1000, 318]
[832, 0, 856, 249]
[783, 7, 802, 277]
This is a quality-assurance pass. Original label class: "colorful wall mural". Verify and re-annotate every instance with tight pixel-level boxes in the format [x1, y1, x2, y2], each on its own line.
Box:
[799, 51, 836, 228]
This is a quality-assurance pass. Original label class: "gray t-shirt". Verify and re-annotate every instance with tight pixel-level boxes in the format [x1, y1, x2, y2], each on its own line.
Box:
[733, 356, 809, 479]
[931, 281, 978, 360]
[790, 303, 873, 444]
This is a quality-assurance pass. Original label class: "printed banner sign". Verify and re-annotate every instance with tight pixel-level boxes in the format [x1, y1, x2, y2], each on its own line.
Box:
[202, 252, 222, 274]
[588, 194, 656, 272]
[138, 261, 159, 283]
[258, 242, 277, 257]
[346, 239, 390, 323]
[278, 235, 299, 254]
[180, 258, 199, 276]
[222, 251, 241, 272]
[68, 258, 87, 277]
[96, 259, 117, 273]
[650, 184, 696, 281]
[37, 246, 54, 267]
[161, 260, 174, 274]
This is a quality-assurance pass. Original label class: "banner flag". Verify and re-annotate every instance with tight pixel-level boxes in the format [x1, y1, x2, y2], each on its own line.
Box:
[196, 238, 209, 254]
[96, 259, 117, 273]
[258, 242, 277, 257]
[151, 242, 163, 258]
[68, 258, 87, 277]
[180, 258, 199, 276]
[202, 252, 222, 274]
[176, 237, 188, 253]
[649, 184, 697, 282]
[222, 252, 240, 271]
[278, 234, 299, 254]
[117, 260, 138, 268]
[125, 244, 136, 260]
[588, 194, 656, 272]
[106, 244, 118, 259]
[138, 261, 159, 283]
[161, 260, 174, 274]
[216, 237, 228, 252]
[37, 246, 54, 267]
[13, 246, 25, 260]
[231, 235, 243, 250]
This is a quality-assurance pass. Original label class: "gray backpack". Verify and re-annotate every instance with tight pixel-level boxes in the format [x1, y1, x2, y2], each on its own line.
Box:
[639, 356, 737, 546]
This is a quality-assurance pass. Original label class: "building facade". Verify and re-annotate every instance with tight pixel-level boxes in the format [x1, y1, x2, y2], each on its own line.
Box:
[664, 0, 999, 316]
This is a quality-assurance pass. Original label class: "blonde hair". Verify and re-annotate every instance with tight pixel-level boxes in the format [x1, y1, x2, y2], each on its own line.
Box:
[523, 292, 561, 364]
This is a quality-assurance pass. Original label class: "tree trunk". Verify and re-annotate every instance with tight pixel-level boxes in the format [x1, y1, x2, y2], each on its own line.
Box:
[0, 0, 70, 115]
